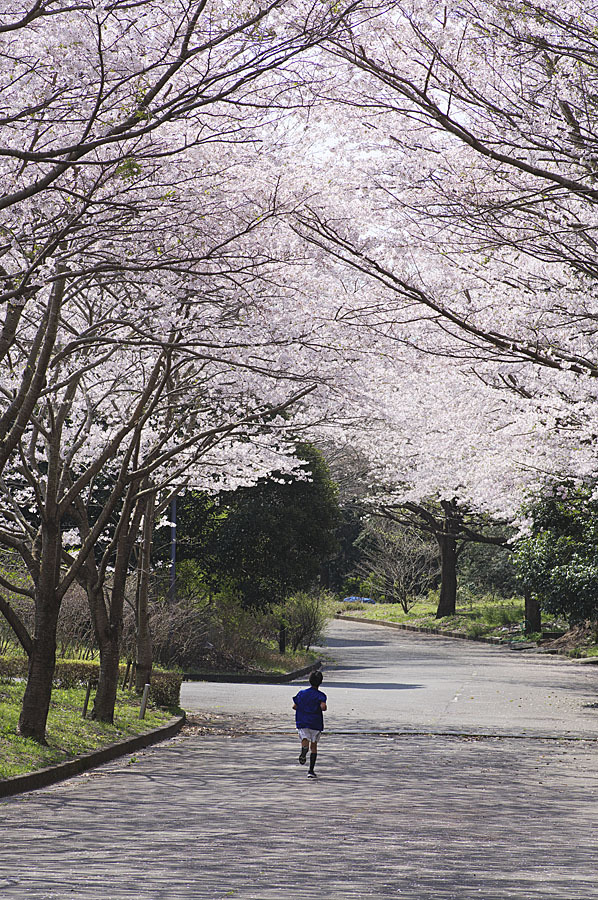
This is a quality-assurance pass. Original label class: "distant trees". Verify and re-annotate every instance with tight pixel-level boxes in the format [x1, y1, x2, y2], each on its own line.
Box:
[164, 443, 340, 609]
[515, 483, 598, 625]
[355, 517, 438, 613]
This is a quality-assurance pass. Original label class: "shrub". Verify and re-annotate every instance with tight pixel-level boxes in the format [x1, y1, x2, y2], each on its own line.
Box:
[56, 586, 98, 659]
[0, 656, 27, 682]
[149, 670, 183, 707]
[0, 656, 181, 708]
[53, 660, 100, 688]
[273, 592, 331, 652]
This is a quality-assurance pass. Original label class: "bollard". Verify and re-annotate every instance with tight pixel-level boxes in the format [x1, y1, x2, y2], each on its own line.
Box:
[139, 683, 150, 719]
[82, 679, 93, 719]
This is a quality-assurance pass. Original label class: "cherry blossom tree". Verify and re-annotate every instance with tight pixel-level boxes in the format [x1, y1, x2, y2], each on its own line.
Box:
[303, 0, 598, 395]
[263, 2, 598, 623]
[0, 0, 364, 474]
[0, 0, 376, 740]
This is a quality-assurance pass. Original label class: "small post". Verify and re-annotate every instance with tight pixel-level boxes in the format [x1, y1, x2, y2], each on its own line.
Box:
[82, 679, 93, 719]
[139, 683, 150, 719]
[122, 660, 131, 690]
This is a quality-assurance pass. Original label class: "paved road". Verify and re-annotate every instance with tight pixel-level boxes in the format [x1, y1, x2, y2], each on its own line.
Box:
[1, 619, 598, 899]
[182, 618, 598, 738]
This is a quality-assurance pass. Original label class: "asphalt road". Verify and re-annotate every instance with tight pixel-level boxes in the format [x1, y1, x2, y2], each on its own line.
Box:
[182, 617, 598, 738]
[1, 618, 598, 900]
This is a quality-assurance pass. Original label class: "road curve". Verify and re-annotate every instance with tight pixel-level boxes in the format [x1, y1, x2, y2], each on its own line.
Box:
[181, 617, 598, 738]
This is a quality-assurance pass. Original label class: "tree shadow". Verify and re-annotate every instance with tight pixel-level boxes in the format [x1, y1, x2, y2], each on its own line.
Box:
[323, 681, 424, 690]
[324, 637, 388, 648]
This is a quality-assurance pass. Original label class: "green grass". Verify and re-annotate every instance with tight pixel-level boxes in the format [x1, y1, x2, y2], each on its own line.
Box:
[253, 645, 322, 675]
[0, 682, 176, 780]
[336, 592, 529, 641]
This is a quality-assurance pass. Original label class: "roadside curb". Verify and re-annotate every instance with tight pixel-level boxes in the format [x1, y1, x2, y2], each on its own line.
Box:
[183, 658, 323, 684]
[0, 714, 186, 800]
[336, 613, 505, 645]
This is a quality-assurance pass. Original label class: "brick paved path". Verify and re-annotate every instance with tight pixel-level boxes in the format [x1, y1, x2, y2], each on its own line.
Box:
[1, 725, 598, 899]
[3, 619, 598, 899]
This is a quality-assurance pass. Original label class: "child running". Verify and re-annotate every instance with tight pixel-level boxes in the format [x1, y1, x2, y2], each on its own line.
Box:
[292, 670, 327, 779]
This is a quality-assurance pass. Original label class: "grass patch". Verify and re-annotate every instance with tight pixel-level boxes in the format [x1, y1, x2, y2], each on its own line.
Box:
[336, 593, 529, 642]
[252, 645, 322, 675]
[0, 682, 176, 780]
[185, 644, 321, 678]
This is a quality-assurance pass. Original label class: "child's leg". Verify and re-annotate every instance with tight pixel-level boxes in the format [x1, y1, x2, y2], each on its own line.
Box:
[308, 740, 318, 773]
[299, 738, 309, 764]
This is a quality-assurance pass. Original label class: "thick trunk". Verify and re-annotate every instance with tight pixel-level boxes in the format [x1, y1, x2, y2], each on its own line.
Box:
[18, 594, 60, 743]
[92, 574, 125, 722]
[94, 492, 143, 719]
[81, 572, 117, 723]
[435, 531, 458, 618]
[18, 516, 62, 743]
[435, 501, 459, 619]
[93, 637, 121, 722]
[524, 590, 542, 635]
[135, 621, 152, 693]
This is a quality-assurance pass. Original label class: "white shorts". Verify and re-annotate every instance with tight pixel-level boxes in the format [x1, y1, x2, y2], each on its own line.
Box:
[298, 728, 322, 743]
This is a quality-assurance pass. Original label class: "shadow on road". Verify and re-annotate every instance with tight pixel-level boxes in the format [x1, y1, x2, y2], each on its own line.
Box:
[324, 637, 387, 648]
[323, 680, 424, 690]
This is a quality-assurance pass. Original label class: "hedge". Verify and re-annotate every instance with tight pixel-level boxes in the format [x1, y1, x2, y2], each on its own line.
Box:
[0, 657, 182, 707]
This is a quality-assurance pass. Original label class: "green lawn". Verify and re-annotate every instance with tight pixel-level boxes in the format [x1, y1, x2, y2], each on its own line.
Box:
[0, 683, 175, 779]
[337, 594, 535, 642]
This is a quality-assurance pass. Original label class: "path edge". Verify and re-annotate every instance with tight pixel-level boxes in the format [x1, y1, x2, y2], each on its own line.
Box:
[183, 658, 323, 684]
[0, 714, 186, 800]
[336, 613, 504, 645]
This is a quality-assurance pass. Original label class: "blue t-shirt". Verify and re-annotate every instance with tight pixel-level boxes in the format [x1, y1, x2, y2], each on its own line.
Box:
[293, 686, 327, 731]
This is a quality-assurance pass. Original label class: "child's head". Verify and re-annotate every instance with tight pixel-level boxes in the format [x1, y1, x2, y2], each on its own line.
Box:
[309, 670, 323, 688]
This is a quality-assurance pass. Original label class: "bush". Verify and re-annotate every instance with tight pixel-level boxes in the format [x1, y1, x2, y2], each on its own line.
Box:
[142, 590, 276, 673]
[479, 600, 524, 626]
[149, 670, 183, 707]
[0, 656, 27, 682]
[56, 586, 98, 659]
[53, 660, 100, 688]
[458, 541, 519, 598]
[273, 592, 331, 652]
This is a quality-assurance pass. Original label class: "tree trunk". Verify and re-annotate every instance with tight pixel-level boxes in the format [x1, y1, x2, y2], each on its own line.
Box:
[93, 636, 121, 722]
[93, 488, 145, 720]
[80, 568, 118, 724]
[435, 500, 459, 619]
[435, 531, 458, 618]
[524, 590, 542, 634]
[135, 492, 155, 693]
[18, 517, 62, 743]
[278, 621, 286, 654]
[17, 594, 60, 743]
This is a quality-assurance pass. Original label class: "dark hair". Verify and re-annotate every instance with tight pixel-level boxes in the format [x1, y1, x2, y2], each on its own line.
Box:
[309, 670, 323, 688]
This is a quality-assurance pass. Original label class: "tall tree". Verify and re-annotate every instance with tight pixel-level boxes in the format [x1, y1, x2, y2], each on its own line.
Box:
[170, 443, 340, 609]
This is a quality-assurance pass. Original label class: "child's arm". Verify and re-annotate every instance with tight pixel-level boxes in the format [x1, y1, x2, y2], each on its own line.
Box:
[293, 702, 297, 709]
[320, 701, 327, 711]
